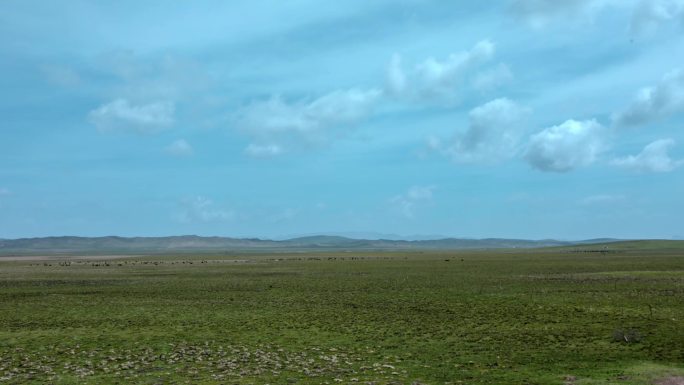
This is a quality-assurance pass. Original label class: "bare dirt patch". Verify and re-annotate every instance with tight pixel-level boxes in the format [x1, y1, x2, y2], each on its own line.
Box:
[654, 376, 684, 385]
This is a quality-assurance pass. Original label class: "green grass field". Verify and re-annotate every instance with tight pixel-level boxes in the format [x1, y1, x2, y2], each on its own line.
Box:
[1, 244, 683, 384]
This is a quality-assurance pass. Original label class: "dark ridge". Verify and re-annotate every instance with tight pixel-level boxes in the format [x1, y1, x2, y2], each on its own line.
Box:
[0, 235, 640, 255]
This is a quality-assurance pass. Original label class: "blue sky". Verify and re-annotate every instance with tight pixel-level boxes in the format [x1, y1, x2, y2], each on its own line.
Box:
[1, 0, 684, 240]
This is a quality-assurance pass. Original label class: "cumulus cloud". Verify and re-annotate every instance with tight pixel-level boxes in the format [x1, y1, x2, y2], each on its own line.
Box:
[613, 69, 684, 127]
[177, 196, 234, 223]
[89, 98, 175, 133]
[165, 139, 193, 157]
[525, 119, 606, 172]
[611, 138, 684, 172]
[631, 0, 684, 35]
[429, 98, 530, 163]
[386, 40, 501, 101]
[416, 40, 494, 93]
[236, 88, 382, 156]
[390, 186, 435, 218]
[238, 41, 504, 158]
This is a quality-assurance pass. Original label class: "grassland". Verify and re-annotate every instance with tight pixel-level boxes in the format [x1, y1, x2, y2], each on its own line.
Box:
[0, 243, 683, 384]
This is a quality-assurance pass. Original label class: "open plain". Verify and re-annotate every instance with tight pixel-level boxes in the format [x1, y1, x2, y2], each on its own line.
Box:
[1, 242, 683, 384]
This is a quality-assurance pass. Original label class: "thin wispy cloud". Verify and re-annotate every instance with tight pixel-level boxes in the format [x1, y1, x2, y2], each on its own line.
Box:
[580, 194, 627, 205]
[165, 139, 194, 157]
[385, 54, 407, 97]
[509, 0, 614, 28]
[89, 99, 175, 133]
[390, 186, 435, 219]
[94, 51, 211, 102]
[267, 207, 298, 223]
[236, 88, 382, 156]
[176, 196, 234, 223]
[472, 64, 514, 92]
[40, 64, 82, 88]
[244, 144, 284, 158]
[631, 0, 684, 36]
[510, 0, 684, 36]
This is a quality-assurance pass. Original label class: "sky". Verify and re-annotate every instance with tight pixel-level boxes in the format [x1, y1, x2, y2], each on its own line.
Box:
[1, 0, 684, 240]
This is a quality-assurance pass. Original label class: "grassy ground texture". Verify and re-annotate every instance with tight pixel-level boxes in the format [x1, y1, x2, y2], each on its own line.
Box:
[0, 242, 682, 384]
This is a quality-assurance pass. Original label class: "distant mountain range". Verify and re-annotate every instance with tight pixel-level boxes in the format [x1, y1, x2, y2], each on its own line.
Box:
[273, 232, 453, 241]
[0, 235, 623, 255]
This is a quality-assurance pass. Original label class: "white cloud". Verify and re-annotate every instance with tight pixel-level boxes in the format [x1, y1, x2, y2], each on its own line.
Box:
[386, 40, 498, 101]
[177, 196, 234, 223]
[390, 185, 435, 218]
[89, 98, 175, 133]
[238, 41, 504, 158]
[612, 69, 684, 127]
[612, 138, 684, 172]
[525, 119, 606, 172]
[236, 88, 382, 156]
[165, 139, 193, 157]
[416, 40, 494, 92]
[430, 98, 530, 163]
[631, 0, 684, 36]
[472, 64, 514, 92]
